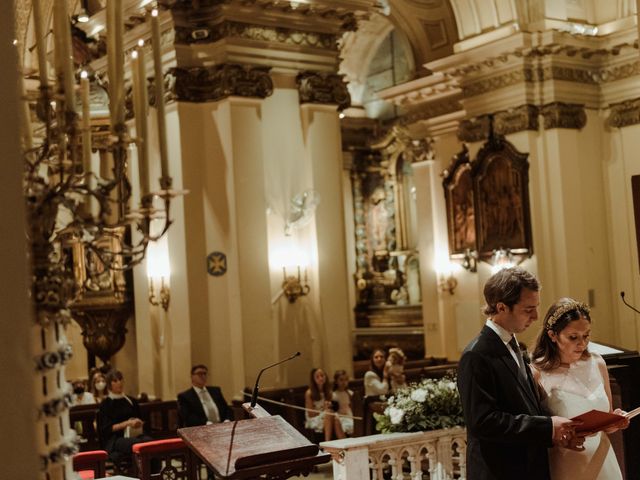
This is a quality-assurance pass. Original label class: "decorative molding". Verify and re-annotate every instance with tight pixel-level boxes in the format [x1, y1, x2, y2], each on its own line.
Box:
[297, 72, 351, 111]
[170, 0, 359, 32]
[608, 98, 640, 128]
[494, 104, 539, 135]
[457, 116, 490, 142]
[462, 69, 528, 97]
[540, 102, 587, 130]
[447, 38, 638, 78]
[174, 22, 338, 50]
[400, 99, 463, 124]
[170, 64, 274, 103]
[458, 103, 582, 141]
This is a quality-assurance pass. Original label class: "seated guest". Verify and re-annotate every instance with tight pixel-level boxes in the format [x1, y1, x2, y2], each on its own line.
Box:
[177, 364, 232, 427]
[304, 368, 334, 442]
[71, 379, 96, 406]
[332, 370, 353, 438]
[97, 370, 151, 466]
[386, 347, 406, 392]
[89, 369, 108, 404]
[364, 349, 389, 397]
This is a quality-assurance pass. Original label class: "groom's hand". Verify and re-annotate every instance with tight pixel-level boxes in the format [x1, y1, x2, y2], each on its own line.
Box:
[551, 416, 578, 446]
[563, 434, 586, 451]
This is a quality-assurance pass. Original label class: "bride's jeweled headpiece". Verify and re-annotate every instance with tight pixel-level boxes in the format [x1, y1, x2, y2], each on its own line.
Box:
[545, 301, 590, 330]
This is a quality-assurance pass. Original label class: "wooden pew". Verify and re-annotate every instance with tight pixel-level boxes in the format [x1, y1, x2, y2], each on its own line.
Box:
[70, 399, 180, 452]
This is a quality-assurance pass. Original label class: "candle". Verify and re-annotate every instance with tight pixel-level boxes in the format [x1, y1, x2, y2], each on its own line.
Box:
[20, 74, 33, 151]
[32, 0, 48, 87]
[54, 0, 76, 112]
[107, 0, 124, 128]
[80, 71, 92, 173]
[131, 48, 150, 196]
[151, 9, 169, 181]
[114, 0, 124, 125]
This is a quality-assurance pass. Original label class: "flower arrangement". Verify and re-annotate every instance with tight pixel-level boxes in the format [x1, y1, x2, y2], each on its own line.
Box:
[374, 375, 464, 433]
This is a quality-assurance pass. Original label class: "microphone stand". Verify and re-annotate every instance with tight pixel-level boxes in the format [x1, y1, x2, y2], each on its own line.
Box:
[620, 291, 640, 315]
[249, 352, 301, 409]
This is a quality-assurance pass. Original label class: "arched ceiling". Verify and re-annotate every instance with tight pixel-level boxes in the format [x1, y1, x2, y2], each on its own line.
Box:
[387, 0, 459, 70]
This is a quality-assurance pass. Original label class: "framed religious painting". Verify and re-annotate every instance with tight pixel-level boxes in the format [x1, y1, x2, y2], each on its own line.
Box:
[471, 133, 533, 259]
[442, 144, 476, 256]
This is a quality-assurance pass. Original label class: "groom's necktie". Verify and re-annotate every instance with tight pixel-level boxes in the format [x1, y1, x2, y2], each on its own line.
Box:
[508, 335, 528, 382]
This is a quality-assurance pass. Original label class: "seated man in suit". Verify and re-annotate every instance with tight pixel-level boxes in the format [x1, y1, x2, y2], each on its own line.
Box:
[177, 364, 232, 427]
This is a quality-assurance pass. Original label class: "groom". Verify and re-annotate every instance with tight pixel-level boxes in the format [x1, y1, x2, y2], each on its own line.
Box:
[457, 267, 580, 479]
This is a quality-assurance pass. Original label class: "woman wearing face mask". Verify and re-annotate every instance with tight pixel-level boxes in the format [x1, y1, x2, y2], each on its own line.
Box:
[89, 370, 108, 404]
[71, 379, 95, 406]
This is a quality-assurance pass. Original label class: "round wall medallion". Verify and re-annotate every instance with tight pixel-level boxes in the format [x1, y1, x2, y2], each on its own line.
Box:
[207, 251, 227, 276]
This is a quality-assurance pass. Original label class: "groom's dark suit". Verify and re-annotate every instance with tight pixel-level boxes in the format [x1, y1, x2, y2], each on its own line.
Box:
[457, 325, 552, 480]
[177, 386, 232, 427]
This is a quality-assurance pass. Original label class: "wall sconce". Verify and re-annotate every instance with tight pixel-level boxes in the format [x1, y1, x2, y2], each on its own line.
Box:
[147, 240, 171, 311]
[148, 277, 170, 311]
[438, 272, 458, 295]
[461, 248, 478, 273]
[282, 266, 310, 303]
[435, 255, 461, 295]
[490, 248, 515, 273]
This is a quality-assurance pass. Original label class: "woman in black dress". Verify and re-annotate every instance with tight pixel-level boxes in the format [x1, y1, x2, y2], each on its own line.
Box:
[97, 369, 151, 465]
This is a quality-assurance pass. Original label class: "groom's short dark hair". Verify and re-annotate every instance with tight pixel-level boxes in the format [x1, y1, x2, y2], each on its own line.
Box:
[483, 267, 539, 316]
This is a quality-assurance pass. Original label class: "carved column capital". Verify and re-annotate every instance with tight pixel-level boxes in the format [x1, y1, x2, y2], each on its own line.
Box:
[458, 105, 539, 142]
[296, 72, 351, 111]
[540, 102, 587, 130]
[170, 64, 274, 103]
[607, 98, 640, 128]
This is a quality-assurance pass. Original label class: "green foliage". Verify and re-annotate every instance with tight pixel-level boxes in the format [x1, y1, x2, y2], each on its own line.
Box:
[374, 374, 464, 433]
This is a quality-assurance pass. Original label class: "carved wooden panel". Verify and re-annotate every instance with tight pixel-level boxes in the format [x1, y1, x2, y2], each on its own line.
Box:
[472, 134, 532, 257]
[442, 145, 476, 255]
[442, 129, 533, 263]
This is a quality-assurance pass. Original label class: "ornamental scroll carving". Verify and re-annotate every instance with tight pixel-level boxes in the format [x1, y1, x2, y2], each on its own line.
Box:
[458, 103, 585, 142]
[171, 64, 274, 102]
[174, 22, 337, 49]
[607, 98, 640, 128]
[541, 102, 586, 130]
[443, 126, 533, 262]
[296, 72, 351, 111]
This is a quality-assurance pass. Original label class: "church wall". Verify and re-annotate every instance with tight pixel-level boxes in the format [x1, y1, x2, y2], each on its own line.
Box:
[301, 104, 354, 378]
[601, 120, 640, 350]
[144, 82, 353, 398]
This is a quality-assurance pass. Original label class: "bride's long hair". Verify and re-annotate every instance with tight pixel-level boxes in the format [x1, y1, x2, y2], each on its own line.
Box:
[532, 297, 592, 371]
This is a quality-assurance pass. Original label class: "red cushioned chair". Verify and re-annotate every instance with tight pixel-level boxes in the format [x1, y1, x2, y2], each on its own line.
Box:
[132, 437, 194, 480]
[72, 450, 108, 479]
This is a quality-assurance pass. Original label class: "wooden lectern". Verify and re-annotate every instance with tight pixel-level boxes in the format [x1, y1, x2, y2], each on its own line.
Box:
[178, 403, 330, 479]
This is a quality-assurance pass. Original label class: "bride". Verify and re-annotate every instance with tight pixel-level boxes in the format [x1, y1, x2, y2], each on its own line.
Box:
[531, 298, 629, 480]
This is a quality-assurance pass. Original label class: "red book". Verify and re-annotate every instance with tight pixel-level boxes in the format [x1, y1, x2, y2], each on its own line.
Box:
[571, 409, 624, 433]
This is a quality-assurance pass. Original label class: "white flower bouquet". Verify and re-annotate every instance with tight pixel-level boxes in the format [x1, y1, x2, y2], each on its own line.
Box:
[374, 374, 464, 433]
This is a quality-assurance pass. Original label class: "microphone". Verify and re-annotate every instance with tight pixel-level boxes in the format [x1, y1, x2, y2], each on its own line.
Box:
[620, 291, 640, 315]
[250, 352, 301, 408]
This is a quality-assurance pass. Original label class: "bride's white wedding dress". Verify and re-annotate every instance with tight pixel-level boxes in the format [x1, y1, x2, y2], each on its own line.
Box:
[538, 353, 622, 480]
